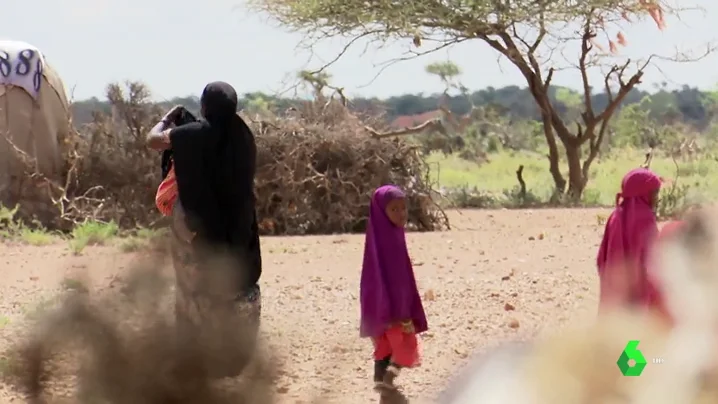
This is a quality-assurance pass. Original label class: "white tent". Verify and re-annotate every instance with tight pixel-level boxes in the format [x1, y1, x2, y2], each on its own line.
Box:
[0, 39, 70, 203]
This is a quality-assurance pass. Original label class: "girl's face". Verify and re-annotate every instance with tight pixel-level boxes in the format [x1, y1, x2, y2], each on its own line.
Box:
[385, 197, 408, 228]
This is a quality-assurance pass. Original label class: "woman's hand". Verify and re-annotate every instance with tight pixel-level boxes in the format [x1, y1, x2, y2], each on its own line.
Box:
[147, 105, 184, 150]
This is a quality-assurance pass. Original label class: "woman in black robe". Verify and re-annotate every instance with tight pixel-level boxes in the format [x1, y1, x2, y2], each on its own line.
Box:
[146, 81, 262, 378]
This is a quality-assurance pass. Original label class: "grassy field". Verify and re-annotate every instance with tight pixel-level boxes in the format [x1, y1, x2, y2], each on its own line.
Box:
[426, 149, 718, 206]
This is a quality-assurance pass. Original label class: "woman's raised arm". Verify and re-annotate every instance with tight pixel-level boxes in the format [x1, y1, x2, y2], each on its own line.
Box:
[146, 105, 183, 150]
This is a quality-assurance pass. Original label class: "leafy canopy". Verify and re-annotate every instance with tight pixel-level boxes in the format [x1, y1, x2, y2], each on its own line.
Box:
[251, 0, 669, 46]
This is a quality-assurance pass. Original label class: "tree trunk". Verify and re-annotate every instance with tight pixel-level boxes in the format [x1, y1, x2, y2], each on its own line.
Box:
[547, 143, 565, 201]
[540, 113, 566, 200]
[565, 142, 585, 201]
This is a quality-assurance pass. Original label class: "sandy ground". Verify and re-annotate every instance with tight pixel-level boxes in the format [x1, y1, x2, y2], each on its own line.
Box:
[0, 208, 613, 403]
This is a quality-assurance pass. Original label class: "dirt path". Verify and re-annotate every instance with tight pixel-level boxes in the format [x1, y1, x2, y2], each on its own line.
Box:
[0, 208, 612, 403]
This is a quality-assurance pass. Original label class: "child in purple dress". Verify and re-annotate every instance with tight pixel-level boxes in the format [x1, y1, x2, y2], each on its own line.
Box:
[360, 185, 428, 396]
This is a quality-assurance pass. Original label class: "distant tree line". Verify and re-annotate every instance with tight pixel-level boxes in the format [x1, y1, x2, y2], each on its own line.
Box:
[70, 83, 718, 131]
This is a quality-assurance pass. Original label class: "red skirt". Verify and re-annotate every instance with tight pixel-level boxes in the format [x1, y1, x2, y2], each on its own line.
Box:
[371, 324, 421, 368]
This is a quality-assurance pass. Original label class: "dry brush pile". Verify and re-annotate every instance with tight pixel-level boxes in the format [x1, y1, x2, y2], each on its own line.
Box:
[9, 82, 448, 234]
[251, 99, 446, 234]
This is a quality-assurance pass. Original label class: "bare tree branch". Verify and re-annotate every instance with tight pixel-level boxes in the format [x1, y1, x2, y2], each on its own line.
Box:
[306, 30, 384, 77]
[579, 13, 596, 123]
[364, 119, 445, 139]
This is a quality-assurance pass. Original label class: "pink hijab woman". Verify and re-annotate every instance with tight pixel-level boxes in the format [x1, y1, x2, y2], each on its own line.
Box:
[597, 168, 662, 312]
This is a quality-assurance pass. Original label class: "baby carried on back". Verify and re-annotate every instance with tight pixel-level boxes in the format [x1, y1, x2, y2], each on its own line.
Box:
[155, 107, 197, 241]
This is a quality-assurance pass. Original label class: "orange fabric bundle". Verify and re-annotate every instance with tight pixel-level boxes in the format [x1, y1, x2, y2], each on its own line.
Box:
[155, 165, 178, 216]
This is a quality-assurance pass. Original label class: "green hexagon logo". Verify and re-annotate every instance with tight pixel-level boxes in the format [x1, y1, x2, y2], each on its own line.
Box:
[617, 340, 647, 376]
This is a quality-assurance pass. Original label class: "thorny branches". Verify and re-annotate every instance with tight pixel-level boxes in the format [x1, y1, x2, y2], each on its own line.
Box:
[4, 80, 449, 233]
[582, 59, 642, 175]
[298, 68, 452, 140]
[2, 132, 107, 228]
[364, 119, 446, 139]
[297, 70, 349, 109]
[246, 99, 449, 233]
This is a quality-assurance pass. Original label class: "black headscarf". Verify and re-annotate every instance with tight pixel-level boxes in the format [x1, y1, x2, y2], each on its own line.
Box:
[201, 82, 238, 124]
[171, 81, 262, 289]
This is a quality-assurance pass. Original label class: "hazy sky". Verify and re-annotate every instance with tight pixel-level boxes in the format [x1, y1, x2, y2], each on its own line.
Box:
[5, 0, 717, 101]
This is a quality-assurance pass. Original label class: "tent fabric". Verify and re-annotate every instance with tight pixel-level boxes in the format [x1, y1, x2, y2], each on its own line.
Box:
[0, 43, 70, 203]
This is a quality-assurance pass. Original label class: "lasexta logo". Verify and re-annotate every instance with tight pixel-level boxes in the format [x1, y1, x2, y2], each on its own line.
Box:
[617, 340, 647, 376]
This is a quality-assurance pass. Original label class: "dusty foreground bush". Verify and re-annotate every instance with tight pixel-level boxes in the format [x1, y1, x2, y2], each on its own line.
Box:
[8, 82, 447, 234]
[2, 253, 279, 404]
[440, 208, 718, 404]
[0, 250, 414, 404]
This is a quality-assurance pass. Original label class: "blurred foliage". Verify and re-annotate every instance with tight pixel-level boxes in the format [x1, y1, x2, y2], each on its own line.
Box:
[71, 84, 718, 132]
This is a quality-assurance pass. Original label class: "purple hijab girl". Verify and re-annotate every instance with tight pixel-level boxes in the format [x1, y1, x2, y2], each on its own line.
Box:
[360, 185, 428, 337]
[360, 185, 428, 394]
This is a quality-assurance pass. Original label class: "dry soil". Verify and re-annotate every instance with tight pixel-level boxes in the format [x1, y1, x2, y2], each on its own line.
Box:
[0, 208, 613, 403]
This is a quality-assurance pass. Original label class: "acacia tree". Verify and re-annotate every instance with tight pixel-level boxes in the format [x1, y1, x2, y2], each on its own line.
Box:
[425, 61, 473, 132]
[251, 0, 702, 199]
[426, 61, 463, 96]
